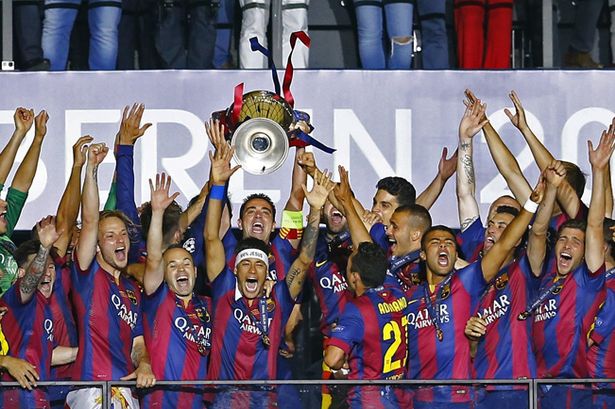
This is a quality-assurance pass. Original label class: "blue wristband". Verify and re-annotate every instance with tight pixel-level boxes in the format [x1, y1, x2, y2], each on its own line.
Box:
[210, 185, 225, 201]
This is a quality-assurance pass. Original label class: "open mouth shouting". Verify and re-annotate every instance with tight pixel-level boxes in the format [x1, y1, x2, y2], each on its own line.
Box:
[244, 277, 260, 295]
[114, 246, 127, 262]
[175, 274, 191, 292]
[251, 222, 264, 235]
[558, 251, 573, 271]
[437, 251, 450, 268]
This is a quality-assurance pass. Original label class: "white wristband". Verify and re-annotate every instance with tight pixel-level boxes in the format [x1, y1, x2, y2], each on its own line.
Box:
[523, 199, 539, 213]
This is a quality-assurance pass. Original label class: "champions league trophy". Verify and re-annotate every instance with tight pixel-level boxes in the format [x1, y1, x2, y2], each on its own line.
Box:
[212, 32, 335, 175]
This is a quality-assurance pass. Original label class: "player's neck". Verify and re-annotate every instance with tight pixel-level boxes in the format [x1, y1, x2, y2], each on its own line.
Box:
[97, 254, 122, 282]
[427, 271, 448, 287]
[178, 293, 193, 308]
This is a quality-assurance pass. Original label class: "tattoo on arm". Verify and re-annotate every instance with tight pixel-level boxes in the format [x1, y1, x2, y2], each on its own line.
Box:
[461, 216, 479, 231]
[460, 141, 472, 151]
[91, 165, 98, 183]
[461, 154, 475, 184]
[20, 245, 50, 296]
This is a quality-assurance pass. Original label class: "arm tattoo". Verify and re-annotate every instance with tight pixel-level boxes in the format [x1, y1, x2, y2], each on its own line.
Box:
[461, 216, 479, 231]
[91, 164, 98, 183]
[460, 141, 472, 151]
[461, 154, 475, 184]
[20, 245, 50, 296]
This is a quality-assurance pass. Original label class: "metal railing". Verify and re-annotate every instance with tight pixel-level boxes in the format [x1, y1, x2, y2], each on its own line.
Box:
[3, 378, 614, 409]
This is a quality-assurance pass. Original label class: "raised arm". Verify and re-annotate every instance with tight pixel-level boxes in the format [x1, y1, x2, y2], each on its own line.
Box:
[333, 166, 372, 244]
[18, 216, 60, 303]
[76, 143, 109, 269]
[0, 108, 33, 185]
[456, 100, 488, 231]
[286, 171, 335, 299]
[143, 173, 180, 295]
[54, 135, 92, 257]
[415, 147, 457, 209]
[10, 111, 48, 193]
[586, 130, 615, 272]
[481, 179, 544, 282]
[204, 119, 241, 282]
[527, 162, 565, 276]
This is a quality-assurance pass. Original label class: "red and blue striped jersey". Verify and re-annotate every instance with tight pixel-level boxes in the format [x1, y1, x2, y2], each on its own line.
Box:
[549, 202, 588, 232]
[141, 283, 212, 408]
[384, 249, 422, 297]
[0, 282, 56, 408]
[456, 217, 485, 263]
[328, 285, 411, 408]
[70, 257, 143, 380]
[473, 254, 540, 380]
[308, 231, 351, 337]
[532, 259, 605, 378]
[208, 267, 295, 380]
[406, 262, 487, 403]
[587, 268, 615, 378]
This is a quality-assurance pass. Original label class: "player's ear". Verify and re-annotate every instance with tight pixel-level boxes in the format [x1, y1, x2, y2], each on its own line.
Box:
[420, 250, 426, 261]
[17, 267, 26, 279]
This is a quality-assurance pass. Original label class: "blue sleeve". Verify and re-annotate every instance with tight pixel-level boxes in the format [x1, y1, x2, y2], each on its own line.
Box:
[115, 145, 145, 264]
[275, 279, 295, 323]
[328, 302, 363, 354]
[182, 194, 211, 269]
[370, 223, 390, 251]
[577, 262, 605, 290]
[142, 282, 168, 316]
[212, 266, 236, 299]
[591, 287, 615, 345]
[456, 217, 484, 261]
[456, 262, 488, 300]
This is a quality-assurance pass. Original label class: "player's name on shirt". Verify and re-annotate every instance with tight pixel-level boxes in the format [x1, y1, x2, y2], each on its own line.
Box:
[376, 296, 408, 315]
[477, 294, 511, 325]
[111, 289, 139, 330]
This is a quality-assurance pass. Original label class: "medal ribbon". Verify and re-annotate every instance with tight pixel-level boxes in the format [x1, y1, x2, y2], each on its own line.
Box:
[249, 37, 281, 96]
[423, 273, 454, 342]
[327, 231, 351, 253]
[246, 296, 271, 347]
[517, 274, 566, 320]
[175, 296, 211, 354]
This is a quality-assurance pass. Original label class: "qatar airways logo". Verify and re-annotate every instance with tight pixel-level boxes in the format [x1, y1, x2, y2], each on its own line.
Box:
[44, 319, 53, 342]
[533, 299, 558, 322]
[111, 294, 138, 329]
[319, 274, 348, 293]
[477, 295, 511, 325]
[233, 309, 273, 335]
[408, 305, 449, 329]
[174, 317, 211, 348]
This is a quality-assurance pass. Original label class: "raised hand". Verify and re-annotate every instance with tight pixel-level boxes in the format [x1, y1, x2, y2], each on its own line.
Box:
[205, 118, 227, 152]
[530, 174, 546, 205]
[34, 110, 49, 140]
[118, 103, 152, 145]
[87, 142, 109, 166]
[208, 138, 240, 185]
[72, 135, 94, 167]
[149, 172, 180, 212]
[303, 169, 335, 210]
[504, 90, 529, 131]
[333, 166, 354, 210]
[459, 100, 488, 139]
[438, 147, 458, 180]
[36, 215, 61, 249]
[543, 160, 566, 188]
[297, 151, 316, 176]
[588, 128, 615, 169]
[13, 107, 34, 135]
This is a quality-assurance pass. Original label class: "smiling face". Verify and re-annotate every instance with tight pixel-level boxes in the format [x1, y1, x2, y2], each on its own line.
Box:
[97, 216, 130, 270]
[238, 198, 275, 242]
[164, 247, 196, 299]
[483, 212, 515, 254]
[323, 201, 347, 235]
[555, 227, 585, 276]
[235, 256, 269, 299]
[371, 189, 400, 226]
[421, 229, 458, 280]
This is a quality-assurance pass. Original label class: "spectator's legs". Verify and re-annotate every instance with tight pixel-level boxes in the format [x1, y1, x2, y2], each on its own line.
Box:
[610, 0, 615, 64]
[136, 7, 159, 69]
[42, 0, 81, 70]
[239, 0, 270, 68]
[155, 2, 187, 68]
[186, 1, 216, 68]
[14, 1, 48, 70]
[117, 8, 137, 69]
[281, 0, 309, 68]
[483, 0, 513, 68]
[88, 0, 122, 69]
[384, 0, 414, 69]
[213, 0, 236, 68]
[354, 0, 385, 69]
[416, 0, 449, 69]
[564, 0, 604, 67]
[454, 0, 485, 68]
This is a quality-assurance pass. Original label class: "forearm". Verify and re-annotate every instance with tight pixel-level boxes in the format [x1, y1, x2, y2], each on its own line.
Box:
[519, 126, 554, 171]
[131, 339, 151, 368]
[528, 188, 555, 275]
[19, 244, 51, 301]
[457, 136, 480, 228]
[115, 146, 140, 226]
[606, 164, 613, 217]
[344, 199, 372, 244]
[285, 149, 307, 211]
[55, 165, 83, 255]
[416, 174, 446, 210]
[204, 185, 226, 280]
[10, 137, 43, 192]
[0, 130, 26, 184]
[586, 166, 606, 272]
[144, 210, 164, 294]
[180, 185, 208, 232]
[51, 346, 78, 366]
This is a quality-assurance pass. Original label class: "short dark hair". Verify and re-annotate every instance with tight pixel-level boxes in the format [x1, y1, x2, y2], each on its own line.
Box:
[239, 193, 276, 220]
[561, 161, 586, 199]
[395, 204, 432, 234]
[376, 177, 416, 207]
[557, 219, 587, 239]
[139, 201, 183, 245]
[494, 205, 520, 218]
[420, 225, 457, 251]
[235, 237, 271, 256]
[350, 242, 388, 288]
[14, 239, 41, 269]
